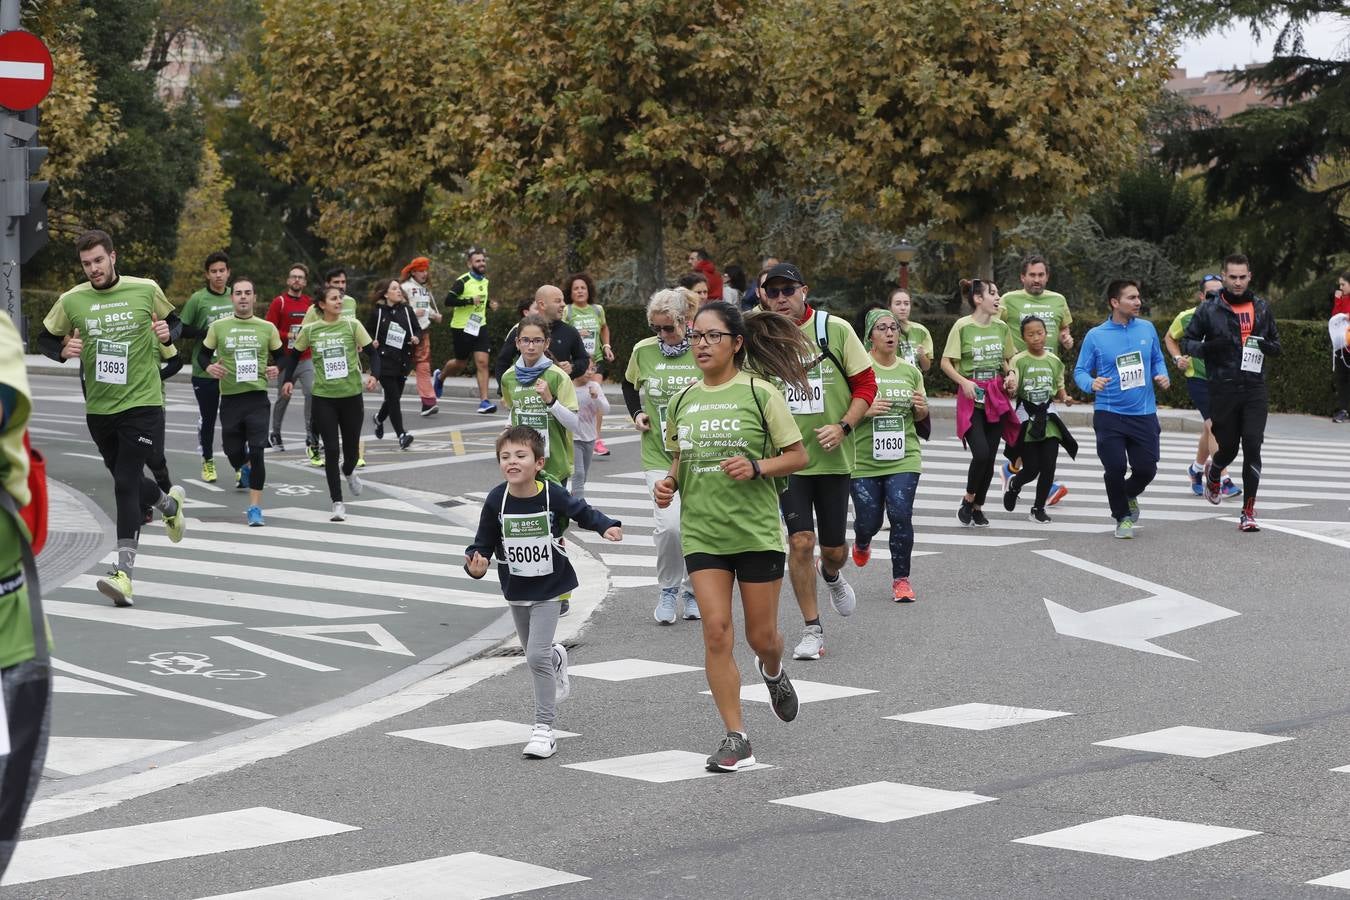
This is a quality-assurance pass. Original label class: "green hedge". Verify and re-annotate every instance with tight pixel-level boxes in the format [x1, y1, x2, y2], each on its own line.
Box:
[20, 289, 1343, 417]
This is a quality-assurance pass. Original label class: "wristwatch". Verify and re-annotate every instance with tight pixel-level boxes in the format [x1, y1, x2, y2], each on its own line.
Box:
[838, 421, 853, 436]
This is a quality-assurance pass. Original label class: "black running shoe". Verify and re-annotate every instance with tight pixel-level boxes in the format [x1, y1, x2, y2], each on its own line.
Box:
[758, 660, 798, 723]
[706, 732, 756, 772]
[373, 416, 384, 440]
[957, 500, 974, 526]
[1029, 507, 1051, 524]
[1003, 489, 1018, 512]
[971, 507, 990, 527]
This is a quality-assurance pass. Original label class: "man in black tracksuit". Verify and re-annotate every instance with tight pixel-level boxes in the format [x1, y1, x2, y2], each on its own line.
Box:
[1181, 253, 1280, 532]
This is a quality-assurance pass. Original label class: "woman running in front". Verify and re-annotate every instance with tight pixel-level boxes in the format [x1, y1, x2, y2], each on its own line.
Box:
[654, 301, 809, 773]
[623, 289, 702, 624]
[940, 279, 1018, 527]
[500, 314, 579, 487]
[367, 277, 422, 450]
[850, 308, 928, 602]
[282, 285, 376, 521]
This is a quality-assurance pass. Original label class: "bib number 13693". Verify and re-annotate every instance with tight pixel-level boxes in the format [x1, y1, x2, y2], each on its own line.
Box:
[95, 340, 129, 385]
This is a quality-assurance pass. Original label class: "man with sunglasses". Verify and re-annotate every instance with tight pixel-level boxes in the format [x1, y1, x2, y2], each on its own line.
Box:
[1165, 274, 1240, 498]
[760, 263, 877, 661]
[1181, 254, 1280, 532]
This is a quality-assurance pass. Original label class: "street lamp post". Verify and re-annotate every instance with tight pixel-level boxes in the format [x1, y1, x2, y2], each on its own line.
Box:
[894, 239, 917, 291]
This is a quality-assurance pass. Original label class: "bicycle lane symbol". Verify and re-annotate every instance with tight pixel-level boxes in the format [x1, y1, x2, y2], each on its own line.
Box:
[129, 651, 267, 680]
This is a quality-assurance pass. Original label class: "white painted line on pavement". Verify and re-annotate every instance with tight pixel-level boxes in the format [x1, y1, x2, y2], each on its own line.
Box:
[51, 659, 275, 721]
[1, 807, 358, 885]
[68, 575, 399, 620]
[565, 750, 772, 783]
[1093, 725, 1291, 758]
[771, 782, 996, 823]
[45, 737, 190, 778]
[43, 599, 238, 630]
[389, 720, 581, 750]
[1012, 814, 1259, 861]
[137, 534, 472, 580]
[1230, 518, 1350, 549]
[567, 658, 701, 681]
[887, 703, 1071, 731]
[264, 505, 474, 535]
[195, 851, 589, 899]
[52, 675, 130, 696]
[185, 478, 225, 493]
[183, 519, 474, 551]
[212, 636, 339, 672]
[252, 623, 413, 656]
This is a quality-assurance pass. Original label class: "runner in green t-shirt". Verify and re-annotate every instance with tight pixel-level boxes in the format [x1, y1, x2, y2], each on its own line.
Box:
[849, 308, 928, 602]
[888, 288, 934, 372]
[940, 279, 1018, 527]
[758, 263, 876, 661]
[999, 255, 1075, 354]
[654, 300, 808, 773]
[565, 273, 615, 456]
[201, 278, 284, 527]
[1164, 274, 1238, 498]
[435, 248, 499, 413]
[35, 230, 187, 608]
[622, 289, 702, 623]
[1003, 318, 1077, 522]
[180, 251, 235, 483]
[285, 286, 376, 521]
[501, 315, 581, 487]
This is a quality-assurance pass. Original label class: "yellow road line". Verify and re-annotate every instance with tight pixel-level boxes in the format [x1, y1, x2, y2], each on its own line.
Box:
[451, 430, 465, 456]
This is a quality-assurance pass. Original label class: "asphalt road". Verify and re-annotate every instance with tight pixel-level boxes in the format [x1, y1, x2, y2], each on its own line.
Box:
[12, 366, 1350, 899]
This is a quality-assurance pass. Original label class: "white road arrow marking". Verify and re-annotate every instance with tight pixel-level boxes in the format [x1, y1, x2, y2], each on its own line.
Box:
[251, 623, 413, 656]
[1036, 549, 1239, 660]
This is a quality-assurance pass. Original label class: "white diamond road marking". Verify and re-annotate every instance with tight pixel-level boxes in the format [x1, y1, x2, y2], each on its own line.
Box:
[1013, 814, 1260, 861]
[193, 851, 589, 899]
[1308, 868, 1350, 889]
[563, 750, 771, 783]
[567, 658, 702, 681]
[771, 781, 996, 823]
[703, 680, 877, 705]
[0, 807, 358, 885]
[389, 720, 580, 751]
[886, 702, 1072, 731]
[1093, 726, 1292, 759]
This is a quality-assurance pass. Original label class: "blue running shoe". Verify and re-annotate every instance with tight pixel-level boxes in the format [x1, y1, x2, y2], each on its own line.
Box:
[1221, 477, 1241, 499]
[237, 463, 250, 490]
[1188, 463, 1204, 496]
[433, 369, 444, 398]
[246, 505, 265, 527]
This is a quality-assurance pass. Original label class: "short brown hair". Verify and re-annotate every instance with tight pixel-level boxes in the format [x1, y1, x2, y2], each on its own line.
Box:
[75, 229, 114, 256]
[288, 262, 310, 279]
[1020, 254, 1048, 275]
[496, 425, 546, 460]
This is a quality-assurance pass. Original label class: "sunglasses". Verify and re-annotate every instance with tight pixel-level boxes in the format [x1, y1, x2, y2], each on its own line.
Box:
[761, 285, 801, 300]
[650, 324, 682, 335]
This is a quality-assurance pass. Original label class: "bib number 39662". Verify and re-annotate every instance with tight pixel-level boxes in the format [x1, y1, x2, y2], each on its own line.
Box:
[1115, 351, 1145, 391]
[95, 340, 129, 385]
[234, 349, 259, 383]
[785, 374, 825, 415]
[872, 415, 907, 461]
[1241, 337, 1264, 373]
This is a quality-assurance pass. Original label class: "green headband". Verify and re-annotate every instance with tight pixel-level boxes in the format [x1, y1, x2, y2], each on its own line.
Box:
[864, 308, 900, 350]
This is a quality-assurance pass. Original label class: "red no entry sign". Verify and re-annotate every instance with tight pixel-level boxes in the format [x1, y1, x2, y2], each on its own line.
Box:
[0, 30, 53, 112]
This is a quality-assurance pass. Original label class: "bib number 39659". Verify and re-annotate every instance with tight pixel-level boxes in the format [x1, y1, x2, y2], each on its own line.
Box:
[95, 340, 129, 385]
[322, 347, 349, 380]
[1241, 337, 1264, 373]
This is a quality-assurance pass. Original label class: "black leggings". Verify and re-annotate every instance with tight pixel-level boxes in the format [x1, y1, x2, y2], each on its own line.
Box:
[1335, 352, 1350, 412]
[312, 394, 364, 501]
[221, 392, 269, 491]
[1209, 384, 1267, 501]
[963, 417, 1003, 507]
[376, 375, 407, 436]
[192, 376, 220, 459]
[87, 406, 165, 542]
[1011, 439, 1060, 509]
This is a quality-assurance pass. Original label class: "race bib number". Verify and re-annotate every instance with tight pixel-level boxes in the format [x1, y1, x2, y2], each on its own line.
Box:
[501, 512, 552, 577]
[581, 333, 597, 354]
[287, 324, 301, 348]
[464, 312, 484, 337]
[234, 349, 259, 383]
[973, 367, 997, 382]
[872, 415, 907, 461]
[515, 409, 550, 457]
[657, 404, 669, 441]
[973, 385, 987, 405]
[899, 342, 919, 366]
[385, 322, 406, 350]
[785, 373, 825, 415]
[1115, 351, 1145, 391]
[1241, 337, 1264, 373]
[95, 340, 129, 385]
[321, 346, 349, 381]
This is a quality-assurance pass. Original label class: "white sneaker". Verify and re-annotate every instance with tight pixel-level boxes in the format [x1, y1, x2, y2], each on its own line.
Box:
[330, 502, 346, 522]
[522, 723, 556, 759]
[680, 590, 700, 620]
[821, 563, 856, 617]
[552, 643, 570, 702]
[347, 472, 363, 496]
[792, 624, 825, 660]
[654, 587, 678, 624]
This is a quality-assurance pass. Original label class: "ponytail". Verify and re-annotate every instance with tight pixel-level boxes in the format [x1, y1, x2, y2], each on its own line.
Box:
[692, 301, 811, 392]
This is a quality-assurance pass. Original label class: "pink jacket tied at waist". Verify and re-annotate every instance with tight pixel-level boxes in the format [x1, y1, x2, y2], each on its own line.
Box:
[955, 376, 1021, 447]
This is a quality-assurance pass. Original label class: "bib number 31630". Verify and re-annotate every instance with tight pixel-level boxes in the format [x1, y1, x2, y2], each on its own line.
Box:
[872, 415, 906, 460]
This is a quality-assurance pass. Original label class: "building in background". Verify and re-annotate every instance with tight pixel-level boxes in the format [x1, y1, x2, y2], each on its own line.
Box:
[1166, 65, 1282, 119]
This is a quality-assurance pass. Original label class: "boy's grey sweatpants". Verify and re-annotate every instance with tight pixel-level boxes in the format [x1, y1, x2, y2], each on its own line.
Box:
[273, 358, 315, 441]
[571, 439, 595, 500]
[510, 601, 562, 726]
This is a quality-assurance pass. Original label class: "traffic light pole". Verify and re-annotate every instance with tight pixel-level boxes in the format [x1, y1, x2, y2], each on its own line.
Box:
[1, 0, 23, 345]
